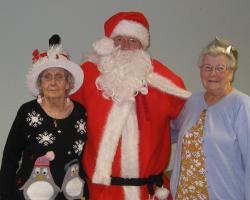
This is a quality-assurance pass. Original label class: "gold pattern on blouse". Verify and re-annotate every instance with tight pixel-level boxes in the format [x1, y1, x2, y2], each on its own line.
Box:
[176, 110, 209, 200]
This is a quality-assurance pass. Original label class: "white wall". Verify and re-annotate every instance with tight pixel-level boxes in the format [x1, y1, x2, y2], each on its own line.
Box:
[1, 0, 249, 164]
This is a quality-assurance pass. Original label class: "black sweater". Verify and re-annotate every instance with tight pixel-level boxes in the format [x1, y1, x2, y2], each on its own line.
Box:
[0, 99, 87, 199]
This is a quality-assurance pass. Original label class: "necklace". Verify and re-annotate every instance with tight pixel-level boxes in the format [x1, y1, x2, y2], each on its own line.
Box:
[54, 120, 58, 128]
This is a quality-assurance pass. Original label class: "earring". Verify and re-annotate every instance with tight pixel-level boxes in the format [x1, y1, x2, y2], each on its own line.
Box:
[37, 95, 42, 104]
[66, 97, 71, 104]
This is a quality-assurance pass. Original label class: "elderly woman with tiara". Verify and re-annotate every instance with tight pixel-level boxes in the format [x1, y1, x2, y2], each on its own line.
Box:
[170, 37, 250, 200]
[0, 34, 87, 199]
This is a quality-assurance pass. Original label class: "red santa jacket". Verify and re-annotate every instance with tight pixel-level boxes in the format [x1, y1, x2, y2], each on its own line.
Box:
[71, 59, 186, 200]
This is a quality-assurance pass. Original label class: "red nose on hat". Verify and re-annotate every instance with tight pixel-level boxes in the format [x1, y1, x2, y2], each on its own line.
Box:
[104, 11, 150, 49]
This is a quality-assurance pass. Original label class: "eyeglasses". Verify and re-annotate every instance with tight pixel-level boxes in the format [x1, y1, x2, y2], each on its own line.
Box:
[200, 64, 228, 74]
[113, 36, 142, 50]
[41, 73, 66, 82]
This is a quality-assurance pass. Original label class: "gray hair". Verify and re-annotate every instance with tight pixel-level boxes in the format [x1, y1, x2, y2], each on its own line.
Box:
[198, 37, 238, 72]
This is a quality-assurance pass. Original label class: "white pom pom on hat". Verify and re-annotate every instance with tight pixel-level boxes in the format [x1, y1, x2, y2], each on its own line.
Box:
[93, 37, 115, 55]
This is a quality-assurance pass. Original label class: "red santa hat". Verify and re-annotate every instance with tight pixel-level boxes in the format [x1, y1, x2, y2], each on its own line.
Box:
[104, 11, 150, 49]
[34, 151, 55, 167]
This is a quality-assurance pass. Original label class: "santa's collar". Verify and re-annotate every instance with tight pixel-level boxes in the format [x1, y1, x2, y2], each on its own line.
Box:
[146, 72, 191, 99]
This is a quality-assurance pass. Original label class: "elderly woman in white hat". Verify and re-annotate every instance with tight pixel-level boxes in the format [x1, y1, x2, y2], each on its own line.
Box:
[0, 34, 87, 200]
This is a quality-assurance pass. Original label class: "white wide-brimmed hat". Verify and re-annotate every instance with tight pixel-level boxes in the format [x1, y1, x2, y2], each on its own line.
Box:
[26, 34, 83, 96]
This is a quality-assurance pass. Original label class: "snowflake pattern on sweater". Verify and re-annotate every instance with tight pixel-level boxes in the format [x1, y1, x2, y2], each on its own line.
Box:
[36, 131, 56, 146]
[0, 99, 87, 200]
[26, 111, 43, 127]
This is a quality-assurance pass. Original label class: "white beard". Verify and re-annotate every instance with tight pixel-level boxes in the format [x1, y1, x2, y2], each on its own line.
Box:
[95, 49, 153, 104]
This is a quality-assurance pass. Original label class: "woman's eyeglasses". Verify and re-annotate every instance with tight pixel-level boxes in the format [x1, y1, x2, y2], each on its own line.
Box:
[41, 73, 66, 82]
[200, 64, 228, 74]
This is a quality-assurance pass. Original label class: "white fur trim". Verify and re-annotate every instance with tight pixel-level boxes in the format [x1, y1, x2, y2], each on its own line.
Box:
[146, 72, 191, 99]
[123, 186, 140, 200]
[111, 20, 149, 49]
[92, 102, 133, 185]
[121, 104, 139, 178]
[121, 104, 140, 200]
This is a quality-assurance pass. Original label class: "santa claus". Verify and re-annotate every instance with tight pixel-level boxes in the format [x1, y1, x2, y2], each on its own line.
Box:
[71, 11, 191, 200]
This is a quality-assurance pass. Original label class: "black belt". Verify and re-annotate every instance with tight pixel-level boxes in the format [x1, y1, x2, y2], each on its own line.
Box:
[111, 173, 164, 195]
